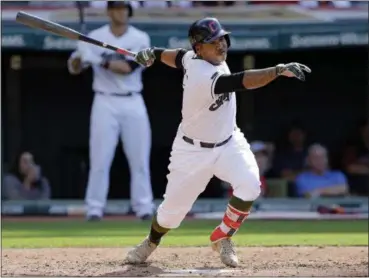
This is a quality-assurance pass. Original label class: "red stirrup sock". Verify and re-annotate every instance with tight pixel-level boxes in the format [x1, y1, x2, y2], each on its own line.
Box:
[210, 204, 250, 242]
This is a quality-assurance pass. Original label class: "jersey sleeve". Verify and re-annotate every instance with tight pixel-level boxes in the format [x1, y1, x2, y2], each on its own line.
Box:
[180, 50, 193, 70]
[67, 50, 83, 75]
[67, 41, 93, 75]
[76, 29, 112, 66]
[142, 33, 151, 49]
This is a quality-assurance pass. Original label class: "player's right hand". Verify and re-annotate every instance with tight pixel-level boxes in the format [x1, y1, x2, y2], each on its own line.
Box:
[71, 57, 82, 72]
[135, 48, 156, 67]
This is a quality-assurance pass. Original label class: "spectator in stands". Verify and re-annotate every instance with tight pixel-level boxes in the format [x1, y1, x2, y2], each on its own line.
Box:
[248, 1, 298, 5]
[250, 141, 274, 196]
[295, 144, 349, 198]
[28, 1, 76, 7]
[299, 1, 352, 8]
[272, 122, 308, 183]
[90, 1, 192, 9]
[2, 151, 51, 200]
[341, 119, 369, 196]
[226, 141, 274, 197]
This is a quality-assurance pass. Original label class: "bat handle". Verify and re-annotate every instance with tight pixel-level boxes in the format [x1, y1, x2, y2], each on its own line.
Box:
[116, 48, 137, 58]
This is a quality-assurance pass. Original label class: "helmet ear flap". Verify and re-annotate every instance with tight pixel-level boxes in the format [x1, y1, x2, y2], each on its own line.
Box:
[128, 5, 133, 17]
[225, 34, 231, 48]
[192, 42, 200, 53]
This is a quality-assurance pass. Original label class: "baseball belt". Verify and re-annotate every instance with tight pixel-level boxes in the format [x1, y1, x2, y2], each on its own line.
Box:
[96, 91, 134, 97]
[182, 134, 232, 149]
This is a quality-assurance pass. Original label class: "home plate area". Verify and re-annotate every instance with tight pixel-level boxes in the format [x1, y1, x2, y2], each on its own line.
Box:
[159, 268, 241, 277]
[118, 266, 240, 277]
[2, 247, 368, 277]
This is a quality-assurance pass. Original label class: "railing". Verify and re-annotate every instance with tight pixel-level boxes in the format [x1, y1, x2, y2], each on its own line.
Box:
[2, 197, 368, 217]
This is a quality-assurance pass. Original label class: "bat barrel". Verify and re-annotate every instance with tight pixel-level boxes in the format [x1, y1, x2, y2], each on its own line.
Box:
[15, 11, 137, 58]
[16, 11, 81, 40]
[16, 11, 37, 26]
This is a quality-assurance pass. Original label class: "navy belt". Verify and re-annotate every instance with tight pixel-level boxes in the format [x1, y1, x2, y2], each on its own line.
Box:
[96, 91, 134, 97]
[182, 134, 232, 148]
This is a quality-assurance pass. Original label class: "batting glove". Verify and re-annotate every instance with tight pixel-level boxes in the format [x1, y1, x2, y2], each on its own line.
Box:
[135, 48, 156, 67]
[276, 62, 311, 81]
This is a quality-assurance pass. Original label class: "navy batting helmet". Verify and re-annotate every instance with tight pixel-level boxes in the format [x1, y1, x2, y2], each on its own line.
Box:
[188, 17, 231, 52]
[107, 1, 133, 17]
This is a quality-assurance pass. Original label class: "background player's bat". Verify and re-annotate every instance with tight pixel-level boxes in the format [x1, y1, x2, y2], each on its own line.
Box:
[16, 11, 136, 57]
[75, 1, 87, 34]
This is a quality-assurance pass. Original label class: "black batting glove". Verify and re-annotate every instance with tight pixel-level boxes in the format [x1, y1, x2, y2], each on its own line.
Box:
[276, 62, 311, 81]
[135, 47, 156, 67]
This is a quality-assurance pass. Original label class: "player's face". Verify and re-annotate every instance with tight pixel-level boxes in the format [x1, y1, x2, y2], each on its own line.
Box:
[108, 7, 129, 25]
[198, 36, 228, 65]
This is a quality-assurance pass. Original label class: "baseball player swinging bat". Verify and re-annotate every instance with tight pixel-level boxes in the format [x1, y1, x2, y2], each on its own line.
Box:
[15, 11, 136, 57]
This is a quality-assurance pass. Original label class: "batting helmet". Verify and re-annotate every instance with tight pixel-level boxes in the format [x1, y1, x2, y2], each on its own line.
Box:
[107, 1, 133, 17]
[188, 17, 231, 52]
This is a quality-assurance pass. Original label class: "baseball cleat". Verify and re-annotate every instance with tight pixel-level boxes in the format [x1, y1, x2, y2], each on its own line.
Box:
[86, 215, 102, 222]
[126, 237, 157, 264]
[211, 238, 239, 267]
[139, 214, 153, 221]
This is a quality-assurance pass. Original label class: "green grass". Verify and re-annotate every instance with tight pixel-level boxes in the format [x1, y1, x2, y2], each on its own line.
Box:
[2, 219, 368, 248]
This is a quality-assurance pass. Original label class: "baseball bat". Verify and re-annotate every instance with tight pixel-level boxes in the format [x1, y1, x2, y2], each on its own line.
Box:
[15, 11, 136, 57]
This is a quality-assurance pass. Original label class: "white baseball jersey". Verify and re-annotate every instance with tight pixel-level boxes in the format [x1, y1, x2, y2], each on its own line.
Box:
[179, 50, 237, 142]
[67, 24, 154, 219]
[75, 24, 150, 94]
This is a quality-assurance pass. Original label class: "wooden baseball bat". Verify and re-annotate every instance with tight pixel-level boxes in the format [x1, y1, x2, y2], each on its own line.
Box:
[15, 11, 136, 57]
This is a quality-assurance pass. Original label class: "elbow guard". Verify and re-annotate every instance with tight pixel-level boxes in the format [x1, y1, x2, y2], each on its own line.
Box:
[213, 72, 245, 94]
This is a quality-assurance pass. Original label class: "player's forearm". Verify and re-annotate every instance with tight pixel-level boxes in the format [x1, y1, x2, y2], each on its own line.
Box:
[243, 67, 278, 89]
[155, 49, 179, 68]
[214, 67, 279, 94]
[136, 47, 185, 69]
[105, 60, 134, 74]
[318, 184, 348, 195]
[308, 184, 348, 197]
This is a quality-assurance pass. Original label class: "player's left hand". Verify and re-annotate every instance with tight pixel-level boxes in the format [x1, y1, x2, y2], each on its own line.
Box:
[135, 48, 156, 67]
[276, 62, 311, 81]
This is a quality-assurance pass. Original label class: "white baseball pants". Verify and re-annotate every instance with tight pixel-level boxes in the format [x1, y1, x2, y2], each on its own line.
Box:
[85, 93, 154, 218]
[157, 128, 261, 229]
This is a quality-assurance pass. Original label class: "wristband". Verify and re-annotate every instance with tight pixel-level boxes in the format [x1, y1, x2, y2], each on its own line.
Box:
[275, 64, 284, 76]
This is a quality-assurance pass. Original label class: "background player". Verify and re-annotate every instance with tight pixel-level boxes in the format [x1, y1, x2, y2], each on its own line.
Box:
[68, 1, 154, 221]
[124, 17, 311, 267]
